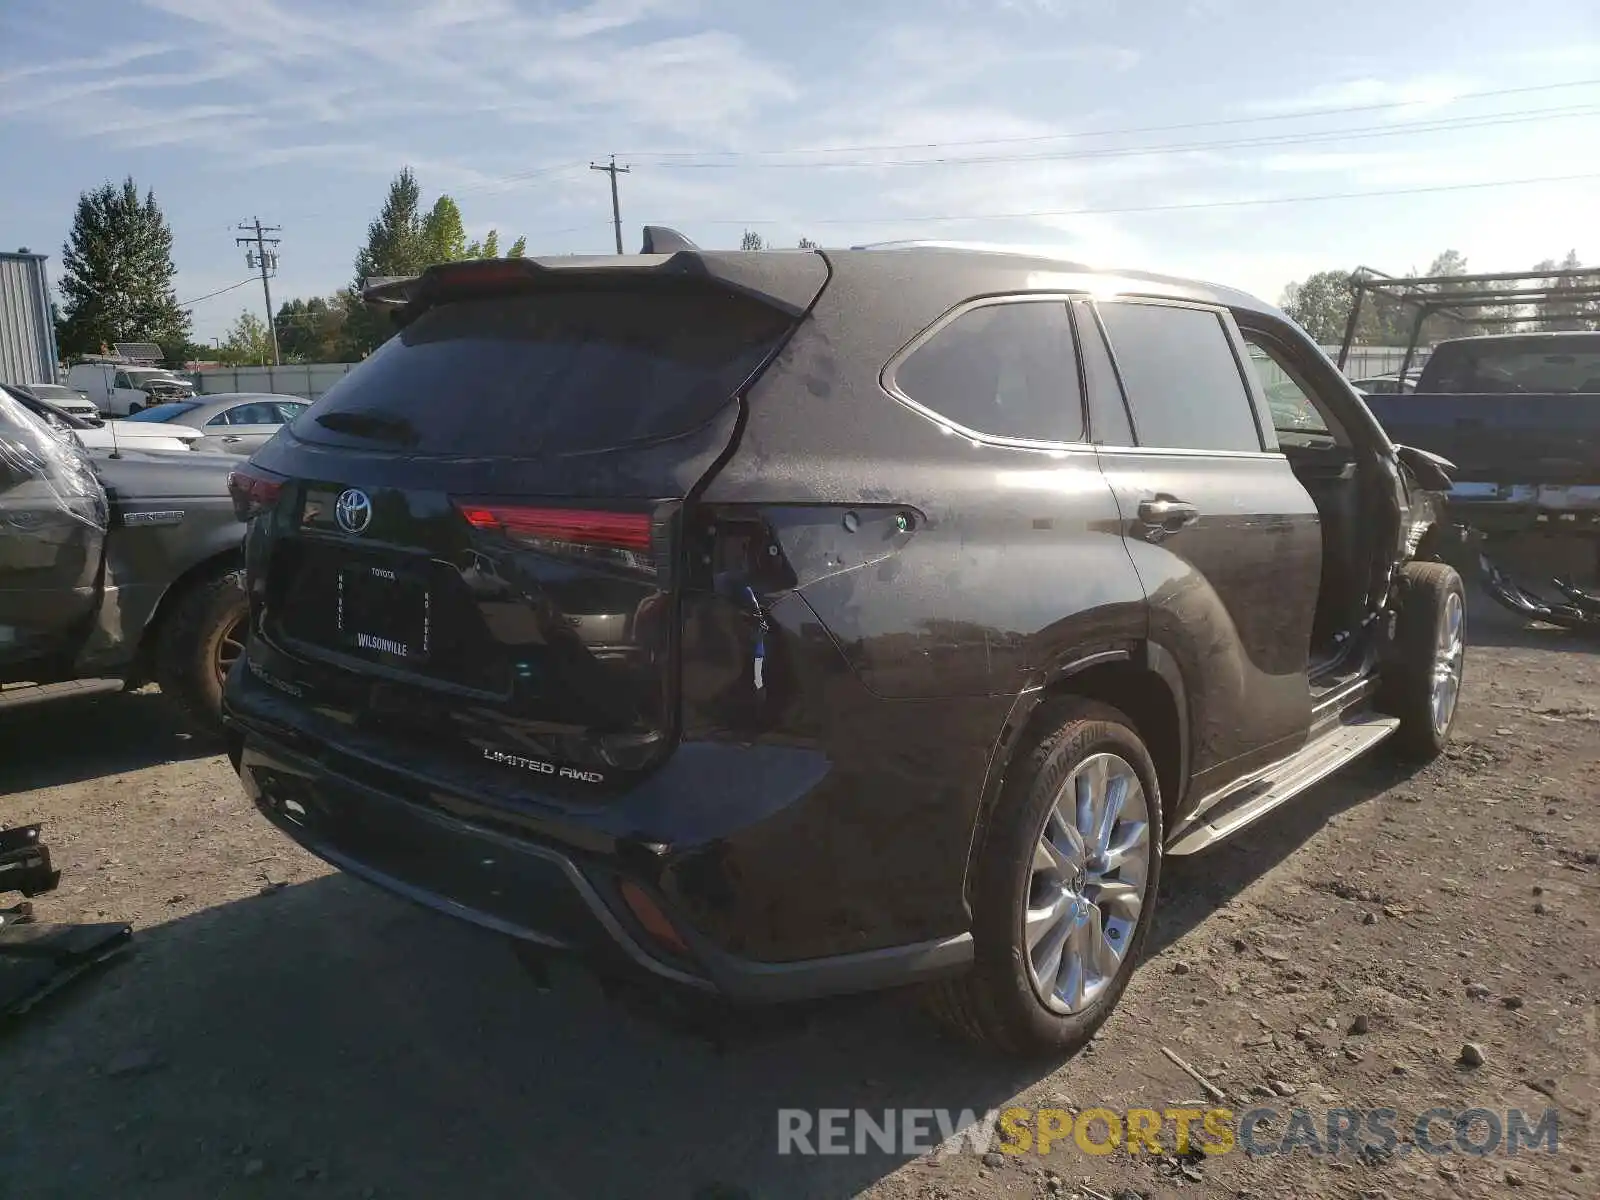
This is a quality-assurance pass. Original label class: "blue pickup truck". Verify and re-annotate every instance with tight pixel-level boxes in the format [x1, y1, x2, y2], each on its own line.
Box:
[1359, 331, 1600, 628]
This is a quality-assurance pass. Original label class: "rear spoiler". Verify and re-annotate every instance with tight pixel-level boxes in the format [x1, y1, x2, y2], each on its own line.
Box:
[361, 232, 827, 322]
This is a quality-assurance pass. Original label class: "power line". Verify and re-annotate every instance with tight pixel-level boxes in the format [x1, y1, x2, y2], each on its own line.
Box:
[590, 156, 632, 254]
[236, 218, 282, 365]
[177, 277, 257, 307]
[676, 170, 1600, 229]
[622, 76, 1600, 160]
[644, 103, 1600, 171]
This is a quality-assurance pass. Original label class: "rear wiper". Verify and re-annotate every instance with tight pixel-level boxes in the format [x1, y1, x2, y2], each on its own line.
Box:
[314, 410, 420, 445]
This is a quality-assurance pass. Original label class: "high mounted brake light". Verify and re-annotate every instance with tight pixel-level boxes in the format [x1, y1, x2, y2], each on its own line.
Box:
[425, 258, 544, 292]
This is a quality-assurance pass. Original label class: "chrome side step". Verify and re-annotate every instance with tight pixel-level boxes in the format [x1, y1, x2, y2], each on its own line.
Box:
[1166, 712, 1399, 856]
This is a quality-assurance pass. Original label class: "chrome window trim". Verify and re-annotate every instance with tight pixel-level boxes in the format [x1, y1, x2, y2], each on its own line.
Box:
[879, 292, 1095, 453]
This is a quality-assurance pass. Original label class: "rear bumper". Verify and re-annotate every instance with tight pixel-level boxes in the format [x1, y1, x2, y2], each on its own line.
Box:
[1446, 482, 1600, 535]
[229, 709, 974, 1004]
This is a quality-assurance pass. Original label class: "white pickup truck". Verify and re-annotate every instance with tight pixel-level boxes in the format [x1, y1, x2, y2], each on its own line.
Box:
[66, 362, 196, 416]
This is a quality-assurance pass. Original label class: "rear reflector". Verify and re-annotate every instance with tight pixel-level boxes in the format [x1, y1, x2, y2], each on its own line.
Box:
[228, 465, 285, 522]
[456, 504, 652, 551]
[618, 880, 691, 957]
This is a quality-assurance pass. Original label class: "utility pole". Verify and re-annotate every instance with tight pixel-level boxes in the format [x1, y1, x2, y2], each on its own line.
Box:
[589, 156, 631, 254]
[235, 218, 282, 365]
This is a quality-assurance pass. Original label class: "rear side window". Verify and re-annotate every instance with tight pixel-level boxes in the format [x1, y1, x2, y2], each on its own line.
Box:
[225, 402, 284, 425]
[1096, 302, 1262, 452]
[892, 300, 1084, 443]
[125, 402, 201, 423]
[1423, 340, 1600, 394]
[295, 289, 794, 456]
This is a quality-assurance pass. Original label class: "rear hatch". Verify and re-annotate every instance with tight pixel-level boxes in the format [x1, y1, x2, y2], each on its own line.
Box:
[242, 254, 825, 790]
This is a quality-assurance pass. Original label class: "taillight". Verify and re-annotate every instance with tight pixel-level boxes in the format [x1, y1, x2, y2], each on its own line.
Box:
[228, 465, 285, 522]
[455, 503, 656, 574]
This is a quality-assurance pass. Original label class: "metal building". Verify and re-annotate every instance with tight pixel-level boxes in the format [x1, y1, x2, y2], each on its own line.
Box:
[0, 250, 60, 386]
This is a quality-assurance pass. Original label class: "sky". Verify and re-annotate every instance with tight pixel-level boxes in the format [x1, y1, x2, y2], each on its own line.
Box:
[2, 0, 1598, 344]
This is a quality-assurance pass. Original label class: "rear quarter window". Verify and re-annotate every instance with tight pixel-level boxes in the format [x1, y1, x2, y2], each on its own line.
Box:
[890, 299, 1084, 443]
[1422, 340, 1600, 394]
[293, 289, 794, 456]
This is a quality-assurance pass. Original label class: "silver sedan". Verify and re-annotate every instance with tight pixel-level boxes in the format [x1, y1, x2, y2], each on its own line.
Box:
[121, 393, 310, 455]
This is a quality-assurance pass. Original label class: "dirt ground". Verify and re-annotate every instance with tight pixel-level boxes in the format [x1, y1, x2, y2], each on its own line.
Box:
[1, 589, 1596, 1200]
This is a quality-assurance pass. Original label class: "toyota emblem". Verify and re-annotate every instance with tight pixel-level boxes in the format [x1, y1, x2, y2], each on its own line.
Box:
[334, 488, 373, 535]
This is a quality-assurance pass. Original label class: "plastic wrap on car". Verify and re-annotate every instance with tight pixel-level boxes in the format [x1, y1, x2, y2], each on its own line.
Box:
[0, 386, 109, 537]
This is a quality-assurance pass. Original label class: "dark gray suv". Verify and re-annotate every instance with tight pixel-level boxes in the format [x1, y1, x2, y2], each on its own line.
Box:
[223, 239, 1462, 1055]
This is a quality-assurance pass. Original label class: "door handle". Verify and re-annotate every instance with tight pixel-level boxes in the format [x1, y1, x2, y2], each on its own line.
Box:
[1137, 496, 1200, 536]
[220, 435, 242, 444]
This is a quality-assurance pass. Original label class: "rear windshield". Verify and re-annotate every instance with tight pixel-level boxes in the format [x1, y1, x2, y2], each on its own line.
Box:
[1422, 340, 1600, 394]
[125, 401, 203, 422]
[292, 289, 794, 455]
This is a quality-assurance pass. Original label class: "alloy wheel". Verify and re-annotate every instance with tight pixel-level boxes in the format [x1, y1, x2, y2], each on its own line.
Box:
[1431, 590, 1464, 736]
[1023, 752, 1152, 1014]
[215, 614, 247, 689]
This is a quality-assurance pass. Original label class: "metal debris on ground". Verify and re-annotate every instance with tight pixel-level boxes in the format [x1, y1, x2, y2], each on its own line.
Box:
[0, 823, 132, 1020]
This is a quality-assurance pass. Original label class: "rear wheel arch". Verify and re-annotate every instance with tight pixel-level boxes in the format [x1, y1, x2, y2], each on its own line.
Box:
[128, 548, 245, 686]
[967, 650, 1186, 901]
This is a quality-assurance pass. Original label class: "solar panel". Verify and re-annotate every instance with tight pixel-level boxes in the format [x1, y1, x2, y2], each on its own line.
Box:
[113, 342, 163, 362]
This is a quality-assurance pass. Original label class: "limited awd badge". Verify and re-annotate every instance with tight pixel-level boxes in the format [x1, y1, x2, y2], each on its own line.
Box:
[481, 747, 605, 785]
[335, 488, 372, 534]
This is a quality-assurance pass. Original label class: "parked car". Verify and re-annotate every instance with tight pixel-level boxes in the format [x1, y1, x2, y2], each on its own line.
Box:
[3, 385, 204, 454]
[18, 382, 101, 422]
[123, 393, 308, 455]
[1, 386, 247, 735]
[66, 361, 195, 416]
[222, 241, 1462, 1055]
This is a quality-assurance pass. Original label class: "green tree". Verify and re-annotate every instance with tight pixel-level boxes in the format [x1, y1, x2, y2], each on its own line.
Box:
[507, 236, 527, 258]
[740, 229, 765, 250]
[339, 168, 427, 358]
[1279, 270, 1357, 343]
[421, 196, 467, 264]
[339, 169, 530, 357]
[466, 229, 500, 259]
[56, 176, 191, 362]
[359, 167, 427, 278]
[797, 237, 820, 249]
[1530, 250, 1595, 331]
[218, 309, 274, 365]
[276, 295, 347, 362]
[1417, 249, 1514, 340]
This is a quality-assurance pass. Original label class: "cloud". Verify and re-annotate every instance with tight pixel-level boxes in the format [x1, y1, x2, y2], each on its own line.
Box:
[0, 41, 176, 86]
[1256, 151, 1403, 174]
[547, 0, 695, 40]
[1245, 75, 1477, 118]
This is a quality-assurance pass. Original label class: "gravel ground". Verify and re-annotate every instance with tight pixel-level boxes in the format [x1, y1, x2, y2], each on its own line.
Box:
[1, 590, 1595, 1200]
